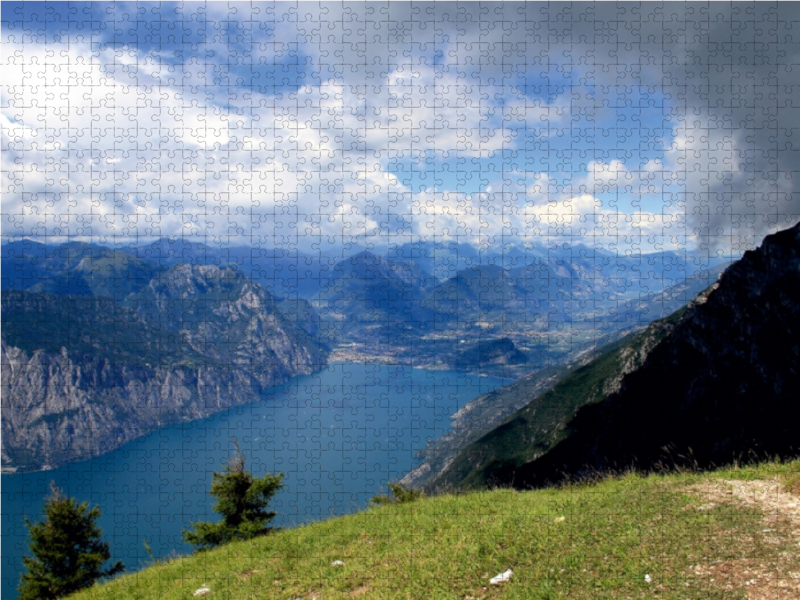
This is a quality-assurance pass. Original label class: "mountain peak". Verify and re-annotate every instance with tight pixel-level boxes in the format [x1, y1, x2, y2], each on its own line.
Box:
[139, 262, 254, 301]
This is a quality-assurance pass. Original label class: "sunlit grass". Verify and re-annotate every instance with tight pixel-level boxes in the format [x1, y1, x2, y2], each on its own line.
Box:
[73, 459, 800, 600]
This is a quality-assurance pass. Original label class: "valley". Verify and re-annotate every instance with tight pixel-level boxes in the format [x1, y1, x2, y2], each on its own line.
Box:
[416, 221, 800, 494]
[2, 224, 799, 600]
[1, 236, 729, 472]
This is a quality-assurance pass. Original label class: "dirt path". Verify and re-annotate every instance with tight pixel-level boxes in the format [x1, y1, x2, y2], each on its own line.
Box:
[685, 477, 800, 599]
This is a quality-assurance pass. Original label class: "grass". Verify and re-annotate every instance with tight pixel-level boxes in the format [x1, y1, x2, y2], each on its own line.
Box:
[72, 459, 800, 600]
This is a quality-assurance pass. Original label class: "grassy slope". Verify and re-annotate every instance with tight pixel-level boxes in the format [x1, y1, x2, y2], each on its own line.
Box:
[74, 460, 800, 600]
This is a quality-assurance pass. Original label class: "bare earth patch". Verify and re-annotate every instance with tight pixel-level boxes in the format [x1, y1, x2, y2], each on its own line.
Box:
[685, 477, 800, 599]
[347, 585, 370, 598]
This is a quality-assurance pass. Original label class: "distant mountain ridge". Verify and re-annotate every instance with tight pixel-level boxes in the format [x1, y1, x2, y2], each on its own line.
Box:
[1, 241, 164, 300]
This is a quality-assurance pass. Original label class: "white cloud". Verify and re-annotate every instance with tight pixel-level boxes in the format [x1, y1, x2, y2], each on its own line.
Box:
[1, 38, 566, 248]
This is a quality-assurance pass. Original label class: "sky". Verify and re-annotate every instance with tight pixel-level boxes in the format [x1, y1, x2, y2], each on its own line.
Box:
[2, 1, 800, 256]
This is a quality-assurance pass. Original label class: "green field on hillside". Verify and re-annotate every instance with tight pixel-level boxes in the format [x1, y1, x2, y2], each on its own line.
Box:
[71, 460, 800, 600]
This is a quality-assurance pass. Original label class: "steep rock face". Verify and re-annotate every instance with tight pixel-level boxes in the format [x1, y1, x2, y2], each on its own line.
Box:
[511, 222, 800, 488]
[1, 264, 328, 471]
[1, 344, 268, 470]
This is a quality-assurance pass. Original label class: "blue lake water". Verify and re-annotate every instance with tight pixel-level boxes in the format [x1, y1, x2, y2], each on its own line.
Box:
[1, 363, 506, 599]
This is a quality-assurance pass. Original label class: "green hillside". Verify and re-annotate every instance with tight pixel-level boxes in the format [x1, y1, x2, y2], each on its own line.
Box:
[425, 307, 687, 493]
[1, 289, 204, 367]
[72, 460, 800, 600]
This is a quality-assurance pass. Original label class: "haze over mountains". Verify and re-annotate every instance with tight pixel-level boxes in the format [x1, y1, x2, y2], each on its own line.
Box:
[2, 237, 730, 335]
[2, 236, 731, 471]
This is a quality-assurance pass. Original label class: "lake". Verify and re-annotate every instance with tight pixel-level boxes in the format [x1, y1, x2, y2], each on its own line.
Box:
[1, 363, 506, 599]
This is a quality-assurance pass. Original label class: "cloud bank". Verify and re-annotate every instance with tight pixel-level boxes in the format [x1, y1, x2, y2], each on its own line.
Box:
[3, 2, 799, 254]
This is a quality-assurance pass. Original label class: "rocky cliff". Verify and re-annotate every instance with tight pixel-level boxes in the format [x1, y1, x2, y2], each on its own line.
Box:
[1, 264, 328, 471]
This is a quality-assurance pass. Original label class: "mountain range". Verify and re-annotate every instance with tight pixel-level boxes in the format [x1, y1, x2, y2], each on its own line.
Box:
[1, 235, 736, 471]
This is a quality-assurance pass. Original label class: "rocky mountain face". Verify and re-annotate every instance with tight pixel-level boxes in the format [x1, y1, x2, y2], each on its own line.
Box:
[506, 221, 800, 488]
[1, 264, 328, 472]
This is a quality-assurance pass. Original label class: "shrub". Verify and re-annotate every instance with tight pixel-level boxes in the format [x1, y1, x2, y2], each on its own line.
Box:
[370, 482, 424, 507]
[183, 443, 284, 550]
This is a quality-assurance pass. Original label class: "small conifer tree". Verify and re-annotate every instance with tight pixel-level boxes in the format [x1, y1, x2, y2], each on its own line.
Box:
[183, 440, 284, 550]
[19, 482, 124, 600]
[369, 482, 424, 507]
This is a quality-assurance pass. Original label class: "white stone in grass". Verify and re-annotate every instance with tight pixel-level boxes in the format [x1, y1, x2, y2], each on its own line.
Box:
[193, 584, 211, 596]
[489, 569, 513, 585]
[645, 574, 652, 584]
[331, 560, 345, 567]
